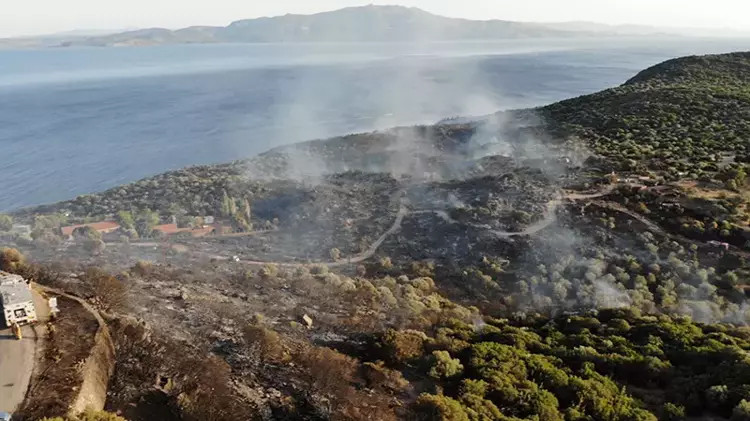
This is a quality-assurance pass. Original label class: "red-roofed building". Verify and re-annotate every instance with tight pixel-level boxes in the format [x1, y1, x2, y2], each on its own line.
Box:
[189, 226, 216, 237]
[152, 224, 184, 235]
[153, 224, 216, 237]
[61, 221, 120, 238]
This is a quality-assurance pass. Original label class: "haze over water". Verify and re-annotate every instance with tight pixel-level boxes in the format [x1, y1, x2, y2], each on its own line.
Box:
[1, 37, 748, 211]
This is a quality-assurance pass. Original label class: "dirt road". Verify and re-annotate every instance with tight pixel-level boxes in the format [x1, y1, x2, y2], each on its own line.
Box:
[204, 186, 620, 267]
[0, 287, 50, 414]
[413, 186, 616, 238]
[208, 198, 410, 268]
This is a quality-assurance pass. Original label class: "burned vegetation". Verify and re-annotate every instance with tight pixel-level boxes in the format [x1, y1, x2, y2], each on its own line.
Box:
[4, 52, 750, 420]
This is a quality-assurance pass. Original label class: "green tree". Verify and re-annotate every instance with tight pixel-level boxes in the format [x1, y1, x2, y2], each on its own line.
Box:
[73, 225, 102, 241]
[242, 197, 252, 221]
[116, 210, 135, 230]
[135, 209, 160, 238]
[83, 238, 106, 255]
[220, 190, 237, 217]
[733, 400, 750, 421]
[662, 403, 686, 421]
[0, 214, 12, 231]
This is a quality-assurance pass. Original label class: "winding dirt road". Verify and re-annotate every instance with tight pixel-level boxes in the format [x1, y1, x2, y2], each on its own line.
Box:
[205, 185, 619, 267]
[412, 185, 617, 238]
[587, 200, 750, 259]
[209, 198, 410, 268]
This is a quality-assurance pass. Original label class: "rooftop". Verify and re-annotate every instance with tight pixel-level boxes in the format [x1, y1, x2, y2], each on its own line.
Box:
[0, 271, 25, 286]
[61, 221, 120, 236]
[0, 282, 33, 306]
[153, 223, 184, 235]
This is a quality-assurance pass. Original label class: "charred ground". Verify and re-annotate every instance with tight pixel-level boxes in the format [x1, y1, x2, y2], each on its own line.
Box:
[4, 52, 750, 421]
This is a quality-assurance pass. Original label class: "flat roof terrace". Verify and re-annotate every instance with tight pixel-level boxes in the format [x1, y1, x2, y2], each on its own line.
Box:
[0, 271, 25, 286]
[0, 282, 33, 307]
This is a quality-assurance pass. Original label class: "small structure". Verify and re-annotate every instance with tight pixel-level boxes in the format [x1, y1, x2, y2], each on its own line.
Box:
[61, 221, 120, 239]
[48, 297, 59, 318]
[1, 281, 37, 326]
[708, 240, 731, 251]
[203, 216, 215, 224]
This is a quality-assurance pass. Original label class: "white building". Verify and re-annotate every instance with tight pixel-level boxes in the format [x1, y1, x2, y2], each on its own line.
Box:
[0, 276, 36, 326]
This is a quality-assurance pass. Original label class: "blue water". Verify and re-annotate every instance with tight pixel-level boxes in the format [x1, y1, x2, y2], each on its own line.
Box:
[1, 37, 748, 211]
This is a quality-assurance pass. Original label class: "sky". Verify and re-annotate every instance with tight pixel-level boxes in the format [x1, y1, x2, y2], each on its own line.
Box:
[3, 0, 750, 38]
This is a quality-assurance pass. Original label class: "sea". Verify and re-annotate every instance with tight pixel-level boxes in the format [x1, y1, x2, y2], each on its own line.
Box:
[0, 37, 748, 211]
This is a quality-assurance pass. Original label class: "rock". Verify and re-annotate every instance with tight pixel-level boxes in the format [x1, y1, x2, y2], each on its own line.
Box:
[301, 314, 313, 329]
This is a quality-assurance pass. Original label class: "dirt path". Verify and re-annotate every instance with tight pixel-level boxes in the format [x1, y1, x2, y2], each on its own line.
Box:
[183, 185, 621, 268]
[412, 185, 617, 238]
[0, 287, 50, 414]
[331, 199, 409, 266]
[587, 200, 750, 259]
[209, 198, 410, 268]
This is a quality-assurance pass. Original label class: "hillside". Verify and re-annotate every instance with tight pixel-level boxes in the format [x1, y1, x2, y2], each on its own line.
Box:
[5, 52, 750, 420]
[540, 52, 750, 174]
[64, 5, 594, 47]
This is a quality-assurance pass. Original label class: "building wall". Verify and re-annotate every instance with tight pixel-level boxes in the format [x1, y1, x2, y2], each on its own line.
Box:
[2, 301, 36, 325]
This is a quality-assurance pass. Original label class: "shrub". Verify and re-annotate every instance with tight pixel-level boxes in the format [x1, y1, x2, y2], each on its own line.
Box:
[330, 248, 342, 261]
[429, 350, 464, 379]
[298, 346, 357, 396]
[243, 325, 284, 363]
[83, 267, 128, 312]
[0, 214, 12, 231]
[83, 238, 106, 255]
[413, 394, 470, 421]
[379, 329, 426, 365]
[362, 360, 409, 392]
[0, 247, 25, 273]
[259, 263, 279, 279]
[733, 400, 750, 421]
[379, 256, 394, 271]
[131, 260, 153, 276]
[662, 403, 686, 421]
[310, 264, 329, 276]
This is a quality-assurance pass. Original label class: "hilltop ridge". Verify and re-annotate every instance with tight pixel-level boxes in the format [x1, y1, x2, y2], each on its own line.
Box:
[625, 51, 750, 85]
[3, 5, 615, 48]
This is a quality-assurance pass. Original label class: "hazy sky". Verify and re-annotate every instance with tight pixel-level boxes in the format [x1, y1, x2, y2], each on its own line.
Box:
[4, 0, 750, 37]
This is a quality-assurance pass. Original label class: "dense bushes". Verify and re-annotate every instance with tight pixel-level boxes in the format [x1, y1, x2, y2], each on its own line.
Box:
[541, 52, 750, 178]
[388, 310, 750, 420]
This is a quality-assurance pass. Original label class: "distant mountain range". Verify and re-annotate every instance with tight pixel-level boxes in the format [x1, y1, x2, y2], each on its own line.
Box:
[0, 6, 685, 48]
[1, 5, 746, 49]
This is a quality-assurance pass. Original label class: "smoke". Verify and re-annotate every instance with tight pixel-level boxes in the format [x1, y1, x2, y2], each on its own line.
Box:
[218, 39, 748, 327]
[593, 278, 632, 309]
[228, 47, 537, 184]
[508, 209, 750, 325]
